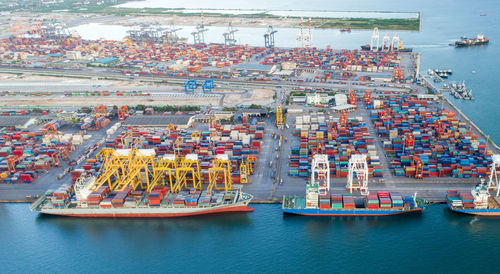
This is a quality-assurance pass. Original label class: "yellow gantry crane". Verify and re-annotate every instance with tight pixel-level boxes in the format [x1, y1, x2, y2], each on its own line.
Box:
[239, 155, 256, 184]
[191, 130, 202, 143]
[90, 149, 130, 191]
[112, 149, 155, 191]
[276, 103, 284, 127]
[207, 154, 233, 194]
[148, 154, 178, 192]
[164, 124, 176, 136]
[240, 158, 249, 184]
[172, 154, 202, 193]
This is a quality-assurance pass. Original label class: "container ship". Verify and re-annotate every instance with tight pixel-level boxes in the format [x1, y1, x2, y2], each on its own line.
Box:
[30, 146, 255, 218]
[454, 33, 489, 47]
[446, 155, 500, 216]
[30, 187, 253, 218]
[282, 154, 427, 216]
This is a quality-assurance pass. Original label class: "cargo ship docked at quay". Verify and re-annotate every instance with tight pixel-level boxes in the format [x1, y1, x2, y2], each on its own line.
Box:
[30, 149, 254, 218]
[283, 154, 427, 216]
[446, 155, 500, 216]
[31, 189, 253, 218]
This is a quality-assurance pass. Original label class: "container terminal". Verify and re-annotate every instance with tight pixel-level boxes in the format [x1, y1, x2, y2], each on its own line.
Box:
[0, 21, 498, 215]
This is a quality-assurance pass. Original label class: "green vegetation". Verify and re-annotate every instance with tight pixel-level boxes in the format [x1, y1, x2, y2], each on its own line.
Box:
[0, 0, 129, 13]
[319, 17, 420, 31]
[78, 107, 92, 114]
[247, 104, 264, 109]
[31, 108, 45, 114]
[290, 91, 306, 97]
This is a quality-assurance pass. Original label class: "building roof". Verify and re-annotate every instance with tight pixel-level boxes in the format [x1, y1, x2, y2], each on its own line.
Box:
[92, 57, 120, 65]
[0, 116, 36, 127]
[240, 109, 267, 115]
[332, 104, 357, 111]
[124, 115, 193, 127]
[237, 63, 273, 72]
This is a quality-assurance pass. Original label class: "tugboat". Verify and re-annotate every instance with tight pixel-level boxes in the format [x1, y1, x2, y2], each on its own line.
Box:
[454, 33, 489, 47]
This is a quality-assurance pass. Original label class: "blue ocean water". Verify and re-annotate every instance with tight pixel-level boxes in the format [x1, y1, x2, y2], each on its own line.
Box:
[1, 203, 500, 273]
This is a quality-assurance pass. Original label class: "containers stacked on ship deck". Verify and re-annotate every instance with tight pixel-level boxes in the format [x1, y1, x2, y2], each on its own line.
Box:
[446, 190, 475, 209]
[370, 96, 492, 179]
[342, 193, 355, 209]
[446, 190, 464, 207]
[291, 113, 382, 178]
[366, 194, 380, 209]
[330, 194, 343, 209]
[45, 183, 74, 208]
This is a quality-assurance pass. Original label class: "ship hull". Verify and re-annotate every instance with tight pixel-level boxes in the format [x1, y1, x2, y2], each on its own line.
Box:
[38, 204, 253, 218]
[446, 202, 500, 216]
[282, 207, 423, 216]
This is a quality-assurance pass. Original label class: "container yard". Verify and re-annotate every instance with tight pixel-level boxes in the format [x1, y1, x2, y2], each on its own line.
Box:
[0, 15, 497, 208]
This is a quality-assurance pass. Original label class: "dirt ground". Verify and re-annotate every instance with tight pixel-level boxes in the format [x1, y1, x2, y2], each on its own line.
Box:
[0, 87, 274, 107]
[114, 15, 304, 29]
[223, 88, 274, 106]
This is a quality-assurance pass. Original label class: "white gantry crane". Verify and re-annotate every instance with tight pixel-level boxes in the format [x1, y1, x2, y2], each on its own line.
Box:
[382, 34, 391, 51]
[311, 154, 330, 195]
[391, 33, 400, 51]
[370, 27, 380, 51]
[487, 155, 500, 197]
[296, 17, 312, 48]
[347, 154, 369, 195]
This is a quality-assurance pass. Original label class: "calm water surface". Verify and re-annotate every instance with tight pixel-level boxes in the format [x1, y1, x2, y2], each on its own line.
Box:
[1, 203, 500, 273]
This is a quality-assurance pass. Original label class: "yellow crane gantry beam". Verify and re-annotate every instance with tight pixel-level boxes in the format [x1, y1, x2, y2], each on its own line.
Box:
[89, 149, 130, 191]
[172, 154, 202, 193]
[207, 155, 233, 194]
[112, 149, 155, 191]
[148, 154, 177, 192]
[276, 103, 284, 127]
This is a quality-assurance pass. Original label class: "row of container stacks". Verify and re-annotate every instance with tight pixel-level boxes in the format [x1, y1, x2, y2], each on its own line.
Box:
[260, 47, 401, 80]
[3, 36, 267, 72]
[150, 188, 230, 208]
[64, 90, 151, 97]
[45, 183, 74, 208]
[314, 191, 410, 210]
[0, 128, 75, 184]
[370, 96, 492, 178]
[291, 114, 382, 178]
[3, 33, 404, 82]
[373, 192, 405, 209]
[86, 186, 144, 208]
[446, 190, 474, 209]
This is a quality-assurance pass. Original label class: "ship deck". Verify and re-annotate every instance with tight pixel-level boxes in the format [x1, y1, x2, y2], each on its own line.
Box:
[31, 191, 253, 213]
